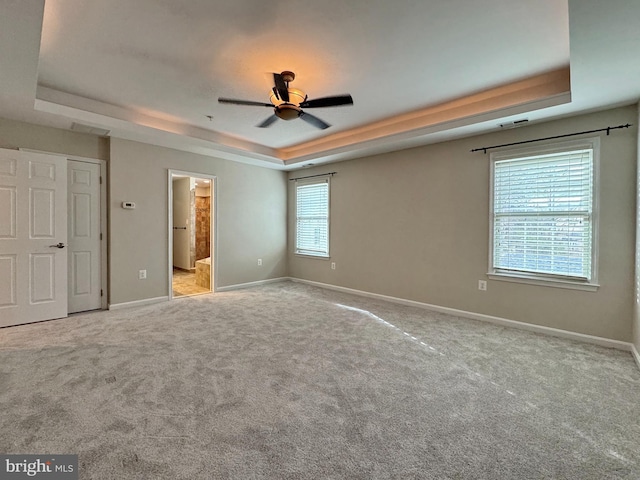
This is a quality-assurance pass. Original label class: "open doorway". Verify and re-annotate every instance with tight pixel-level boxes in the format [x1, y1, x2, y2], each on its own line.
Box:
[168, 170, 215, 298]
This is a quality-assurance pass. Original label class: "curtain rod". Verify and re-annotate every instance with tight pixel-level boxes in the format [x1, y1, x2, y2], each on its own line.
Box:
[289, 172, 337, 181]
[471, 123, 633, 154]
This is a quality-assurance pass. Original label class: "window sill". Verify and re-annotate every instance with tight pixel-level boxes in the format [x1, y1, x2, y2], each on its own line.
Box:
[487, 272, 599, 292]
[295, 253, 330, 259]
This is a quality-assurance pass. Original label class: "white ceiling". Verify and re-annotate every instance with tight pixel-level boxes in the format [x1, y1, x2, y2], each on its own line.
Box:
[0, 0, 638, 169]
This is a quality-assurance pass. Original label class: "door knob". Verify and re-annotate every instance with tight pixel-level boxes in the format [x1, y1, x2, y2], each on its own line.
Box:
[49, 243, 66, 249]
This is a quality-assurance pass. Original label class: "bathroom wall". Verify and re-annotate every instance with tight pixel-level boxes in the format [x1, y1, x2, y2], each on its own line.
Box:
[189, 188, 196, 268]
[196, 194, 211, 261]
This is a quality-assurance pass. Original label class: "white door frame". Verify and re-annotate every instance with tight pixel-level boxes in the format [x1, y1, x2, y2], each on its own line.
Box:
[21, 149, 108, 310]
[167, 169, 217, 300]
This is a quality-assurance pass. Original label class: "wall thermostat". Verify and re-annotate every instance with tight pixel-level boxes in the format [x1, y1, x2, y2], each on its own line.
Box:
[122, 201, 136, 209]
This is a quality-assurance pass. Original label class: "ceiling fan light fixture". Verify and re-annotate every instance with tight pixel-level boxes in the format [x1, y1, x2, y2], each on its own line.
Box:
[275, 104, 301, 120]
[269, 88, 306, 106]
[218, 70, 352, 130]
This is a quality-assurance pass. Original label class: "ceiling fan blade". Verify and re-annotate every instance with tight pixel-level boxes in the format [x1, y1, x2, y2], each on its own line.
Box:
[299, 94, 353, 109]
[257, 114, 279, 128]
[218, 98, 273, 107]
[273, 73, 290, 103]
[299, 111, 331, 130]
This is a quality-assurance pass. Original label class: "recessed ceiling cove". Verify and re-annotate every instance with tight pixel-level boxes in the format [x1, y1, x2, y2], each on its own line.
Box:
[34, 0, 571, 165]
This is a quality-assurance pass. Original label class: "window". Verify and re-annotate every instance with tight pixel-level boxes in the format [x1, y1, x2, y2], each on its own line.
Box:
[295, 178, 330, 257]
[489, 138, 599, 290]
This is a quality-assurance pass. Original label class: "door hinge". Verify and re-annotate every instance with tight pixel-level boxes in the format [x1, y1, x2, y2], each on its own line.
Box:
[100, 232, 103, 240]
[100, 176, 103, 184]
[100, 289, 103, 297]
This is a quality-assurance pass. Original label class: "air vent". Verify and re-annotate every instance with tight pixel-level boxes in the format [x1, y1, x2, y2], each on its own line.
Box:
[499, 119, 529, 129]
[71, 122, 111, 137]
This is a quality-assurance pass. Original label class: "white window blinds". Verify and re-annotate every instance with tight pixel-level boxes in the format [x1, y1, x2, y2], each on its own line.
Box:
[492, 148, 593, 280]
[296, 179, 329, 256]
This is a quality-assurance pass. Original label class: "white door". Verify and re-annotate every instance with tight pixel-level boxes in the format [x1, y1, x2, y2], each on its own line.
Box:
[67, 160, 101, 313]
[0, 149, 67, 327]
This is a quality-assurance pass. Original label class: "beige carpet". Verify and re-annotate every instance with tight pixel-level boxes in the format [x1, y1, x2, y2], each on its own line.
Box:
[1, 281, 639, 479]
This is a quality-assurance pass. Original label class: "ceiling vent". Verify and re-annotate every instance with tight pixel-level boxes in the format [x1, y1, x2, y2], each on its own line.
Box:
[71, 122, 111, 137]
[500, 118, 529, 128]
[499, 119, 529, 129]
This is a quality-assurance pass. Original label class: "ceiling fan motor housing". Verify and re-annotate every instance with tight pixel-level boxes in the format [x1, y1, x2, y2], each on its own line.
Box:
[280, 71, 295, 83]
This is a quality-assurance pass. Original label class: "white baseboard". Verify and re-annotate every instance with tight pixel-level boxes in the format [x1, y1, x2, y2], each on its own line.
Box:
[290, 277, 633, 352]
[109, 296, 169, 310]
[632, 344, 640, 370]
[216, 277, 289, 292]
[108, 277, 289, 308]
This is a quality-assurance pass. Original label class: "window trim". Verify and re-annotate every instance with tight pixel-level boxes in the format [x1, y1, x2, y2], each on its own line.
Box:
[294, 176, 331, 258]
[488, 137, 600, 291]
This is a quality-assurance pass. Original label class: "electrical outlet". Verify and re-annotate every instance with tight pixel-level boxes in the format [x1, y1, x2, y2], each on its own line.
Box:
[257, 258, 262, 266]
[139, 269, 147, 280]
[478, 280, 487, 291]
[331, 262, 336, 270]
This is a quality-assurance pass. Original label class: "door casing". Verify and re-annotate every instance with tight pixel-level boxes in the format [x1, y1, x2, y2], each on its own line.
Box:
[168, 169, 217, 299]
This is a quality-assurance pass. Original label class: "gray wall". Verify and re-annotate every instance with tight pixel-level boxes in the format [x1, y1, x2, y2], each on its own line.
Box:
[0, 117, 109, 160]
[635, 102, 640, 353]
[288, 105, 638, 342]
[1, 110, 637, 344]
[0, 118, 288, 307]
[109, 138, 288, 304]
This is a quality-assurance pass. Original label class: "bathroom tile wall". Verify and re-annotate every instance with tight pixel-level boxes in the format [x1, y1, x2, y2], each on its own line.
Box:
[196, 196, 210, 261]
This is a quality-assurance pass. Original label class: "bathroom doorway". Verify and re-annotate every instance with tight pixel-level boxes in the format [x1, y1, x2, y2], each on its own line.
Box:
[168, 170, 216, 299]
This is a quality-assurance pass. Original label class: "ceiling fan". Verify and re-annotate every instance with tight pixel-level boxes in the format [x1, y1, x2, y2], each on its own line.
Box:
[218, 71, 353, 130]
